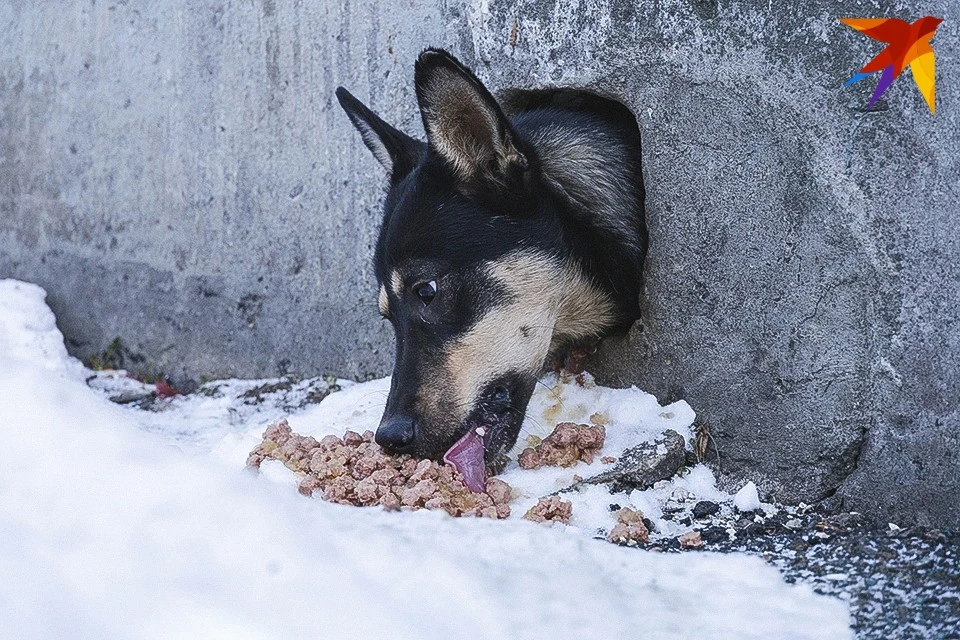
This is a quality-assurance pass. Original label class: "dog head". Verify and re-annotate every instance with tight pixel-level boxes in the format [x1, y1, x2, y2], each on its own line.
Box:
[336, 50, 582, 471]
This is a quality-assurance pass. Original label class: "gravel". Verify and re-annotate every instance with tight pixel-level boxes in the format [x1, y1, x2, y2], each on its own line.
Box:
[641, 507, 960, 640]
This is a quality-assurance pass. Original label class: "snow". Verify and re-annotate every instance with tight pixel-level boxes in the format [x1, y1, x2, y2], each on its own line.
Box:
[0, 280, 852, 639]
[735, 481, 763, 512]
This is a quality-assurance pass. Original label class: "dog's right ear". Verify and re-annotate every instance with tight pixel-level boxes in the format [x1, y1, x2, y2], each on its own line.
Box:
[336, 87, 423, 181]
[414, 49, 527, 188]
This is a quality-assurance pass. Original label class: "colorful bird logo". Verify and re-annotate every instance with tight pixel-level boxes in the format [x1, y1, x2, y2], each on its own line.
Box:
[840, 16, 943, 113]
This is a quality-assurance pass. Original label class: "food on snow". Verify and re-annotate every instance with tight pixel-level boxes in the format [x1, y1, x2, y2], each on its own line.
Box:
[518, 422, 606, 469]
[523, 496, 574, 524]
[248, 420, 512, 518]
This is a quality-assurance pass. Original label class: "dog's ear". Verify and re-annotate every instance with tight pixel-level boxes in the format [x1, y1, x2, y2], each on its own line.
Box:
[414, 49, 527, 187]
[336, 87, 423, 181]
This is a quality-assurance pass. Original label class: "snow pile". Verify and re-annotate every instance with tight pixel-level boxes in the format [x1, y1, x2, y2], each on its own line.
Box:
[735, 481, 763, 512]
[0, 280, 852, 639]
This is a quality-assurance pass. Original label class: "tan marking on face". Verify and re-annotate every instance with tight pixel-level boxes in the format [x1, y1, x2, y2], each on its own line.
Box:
[412, 250, 617, 430]
[378, 285, 390, 317]
[390, 270, 404, 296]
[440, 252, 558, 420]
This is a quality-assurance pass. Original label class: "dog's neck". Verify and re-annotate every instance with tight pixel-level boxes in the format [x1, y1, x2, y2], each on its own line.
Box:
[551, 260, 617, 350]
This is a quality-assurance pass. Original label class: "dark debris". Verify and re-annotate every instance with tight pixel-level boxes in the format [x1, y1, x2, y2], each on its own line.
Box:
[647, 507, 960, 640]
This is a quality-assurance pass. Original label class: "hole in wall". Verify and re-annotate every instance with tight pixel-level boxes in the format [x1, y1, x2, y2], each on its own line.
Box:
[499, 85, 649, 315]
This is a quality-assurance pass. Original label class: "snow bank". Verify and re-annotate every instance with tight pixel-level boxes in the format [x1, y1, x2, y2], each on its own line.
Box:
[0, 280, 852, 639]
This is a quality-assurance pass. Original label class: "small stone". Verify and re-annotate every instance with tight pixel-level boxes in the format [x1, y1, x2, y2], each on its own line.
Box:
[354, 478, 379, 504]
[423, 496, 449, 510]
[480, 506, 498, 519]
[318, 435, 342, 450]
[409, 458, 438, 483]
[701, 526, 728, 544]
[607, 523, 632, 545]
[297, 476, 322, 497]
[246, 450, 266, 468]
[573, 430, 686, 493]
[662, 502, 685, 514]
[692, 500, 720, 519]
[826, 512, 866, 530]
[789, 537, 809, 552]
[614, 506, 645, 526]
[379, 493, 401, 510]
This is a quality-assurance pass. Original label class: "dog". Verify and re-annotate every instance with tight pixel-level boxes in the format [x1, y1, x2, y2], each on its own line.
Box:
[336, 48, 646, 489]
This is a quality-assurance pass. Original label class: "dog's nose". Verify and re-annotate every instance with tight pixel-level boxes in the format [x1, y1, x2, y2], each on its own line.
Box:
[375, 415, 416, 452]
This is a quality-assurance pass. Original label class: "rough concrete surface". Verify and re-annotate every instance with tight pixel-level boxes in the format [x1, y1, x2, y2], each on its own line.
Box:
[1, 0, 957, 526]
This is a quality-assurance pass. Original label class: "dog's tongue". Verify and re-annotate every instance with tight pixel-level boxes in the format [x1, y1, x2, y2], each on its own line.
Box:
[443, 428, 487, 493]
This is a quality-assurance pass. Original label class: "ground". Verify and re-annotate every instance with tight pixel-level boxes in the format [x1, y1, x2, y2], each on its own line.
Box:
[713, 520, 960, 639]
[1, 278, 955, 639]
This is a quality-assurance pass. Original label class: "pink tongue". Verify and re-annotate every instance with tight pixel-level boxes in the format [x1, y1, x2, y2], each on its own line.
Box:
[443, 428, 487, 493]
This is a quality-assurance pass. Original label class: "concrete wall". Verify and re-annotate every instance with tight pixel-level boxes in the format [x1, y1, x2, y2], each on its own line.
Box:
[1, 0, 957, 526]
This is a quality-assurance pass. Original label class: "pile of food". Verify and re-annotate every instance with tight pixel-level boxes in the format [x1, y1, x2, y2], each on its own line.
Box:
[518, 421, 606, 469]
[523, 496, 574, 524]
[248, 420, 617, 527]
[247, 420, 512, 519]
[607, 507, 649, 546]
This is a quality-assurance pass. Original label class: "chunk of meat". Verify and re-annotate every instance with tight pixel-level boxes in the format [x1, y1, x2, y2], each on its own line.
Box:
[518, 422, 606, 469]
[523, 496, 573, 524]
[607, 507, 649, 546]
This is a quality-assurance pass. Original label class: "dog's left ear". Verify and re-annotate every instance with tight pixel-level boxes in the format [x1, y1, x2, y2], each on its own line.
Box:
[414, 49, 527, 187]
[336, 87, 424, 181]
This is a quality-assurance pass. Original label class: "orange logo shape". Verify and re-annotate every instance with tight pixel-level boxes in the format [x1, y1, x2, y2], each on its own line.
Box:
[841, 17, 943, 113]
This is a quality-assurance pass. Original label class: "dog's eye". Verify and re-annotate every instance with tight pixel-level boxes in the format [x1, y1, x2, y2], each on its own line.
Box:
[415, 280, 437, 305]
